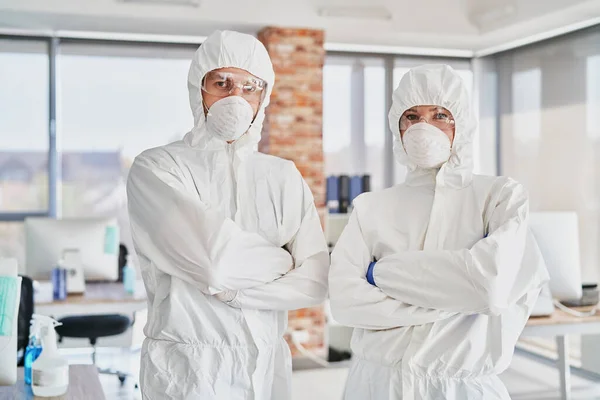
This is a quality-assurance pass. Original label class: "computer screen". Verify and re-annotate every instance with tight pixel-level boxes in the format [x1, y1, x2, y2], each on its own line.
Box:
[529, 212, 582, 301]
[25, 218, 120, 282]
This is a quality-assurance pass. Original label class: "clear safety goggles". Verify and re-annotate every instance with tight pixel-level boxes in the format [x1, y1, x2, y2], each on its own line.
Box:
[399, 106, 455, 131]
[202, 70, 267, 103]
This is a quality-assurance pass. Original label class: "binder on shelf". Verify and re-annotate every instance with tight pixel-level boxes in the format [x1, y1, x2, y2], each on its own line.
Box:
[349, 176, 363, 206]
[338, 175, 350, 214]
[362, 175, 371, 193]
[326, 176, 340, 214]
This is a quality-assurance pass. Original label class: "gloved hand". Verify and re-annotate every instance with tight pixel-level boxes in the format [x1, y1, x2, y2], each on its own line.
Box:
[215, 290, 238, 304]
[366, 261, 377, 286]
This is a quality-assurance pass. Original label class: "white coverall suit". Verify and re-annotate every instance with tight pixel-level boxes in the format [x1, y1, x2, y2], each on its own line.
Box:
[127, 30, 329, 400]
[329, 64, 549, 400]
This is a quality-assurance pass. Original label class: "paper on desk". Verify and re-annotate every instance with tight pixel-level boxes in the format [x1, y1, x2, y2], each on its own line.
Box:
[0, 277, 19, 336]
[0, 258, 21, 386]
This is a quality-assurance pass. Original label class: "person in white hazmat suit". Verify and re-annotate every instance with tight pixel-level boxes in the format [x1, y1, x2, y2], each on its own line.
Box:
[329, 64, 549, 400]
[127, 30, 329, 400]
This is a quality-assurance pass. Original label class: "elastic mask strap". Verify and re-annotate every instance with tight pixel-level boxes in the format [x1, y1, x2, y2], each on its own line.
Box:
[202, 99, 210, 119]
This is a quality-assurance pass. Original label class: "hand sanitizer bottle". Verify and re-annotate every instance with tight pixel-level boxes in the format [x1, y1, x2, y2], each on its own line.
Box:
[31, 315, 69, 397]
[24, 317, 43, 385]
[123, 255, 136, 294]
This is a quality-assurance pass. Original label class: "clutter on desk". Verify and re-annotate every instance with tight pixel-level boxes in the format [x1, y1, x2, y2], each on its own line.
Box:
[45, 242, 132, 299]
[582, 283, 600, 305]
[327, 175, 371, 214]
[63, 249, 85, 294]
[561, 283, 600, 308]
[31, 315, 69, 397]
[51, 261, 67, 301]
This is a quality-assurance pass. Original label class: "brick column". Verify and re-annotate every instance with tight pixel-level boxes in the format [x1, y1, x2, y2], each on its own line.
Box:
[258, 27, 327, 358]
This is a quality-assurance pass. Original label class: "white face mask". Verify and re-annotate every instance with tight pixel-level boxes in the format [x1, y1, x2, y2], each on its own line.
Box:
[205, 96, 254, 142]
[402, 122, 452, 169]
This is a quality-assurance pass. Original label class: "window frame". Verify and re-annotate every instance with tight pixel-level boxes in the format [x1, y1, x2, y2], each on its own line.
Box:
[0, 35, 55, 221]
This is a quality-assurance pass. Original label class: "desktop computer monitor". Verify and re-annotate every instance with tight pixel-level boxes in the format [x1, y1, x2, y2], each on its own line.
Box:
[529, 212, 583, 301]
[24, 217, 120, 281]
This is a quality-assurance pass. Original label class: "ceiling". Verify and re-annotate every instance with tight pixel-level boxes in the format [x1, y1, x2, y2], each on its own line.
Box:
[0, 0, 599, 54]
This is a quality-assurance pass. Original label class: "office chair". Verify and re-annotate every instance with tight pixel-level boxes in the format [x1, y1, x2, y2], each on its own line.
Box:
[118, 244, 128, 283]
[17, 276, 34, 366]
[54, 244, 135, 386]
[55, 314, 132, 384]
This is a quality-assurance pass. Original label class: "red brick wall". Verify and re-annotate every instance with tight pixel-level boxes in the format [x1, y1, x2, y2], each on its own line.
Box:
[258, 27, 327, 358]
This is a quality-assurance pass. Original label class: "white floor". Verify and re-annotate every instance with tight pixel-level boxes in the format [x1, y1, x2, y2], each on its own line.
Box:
[64, 350, 600, 400]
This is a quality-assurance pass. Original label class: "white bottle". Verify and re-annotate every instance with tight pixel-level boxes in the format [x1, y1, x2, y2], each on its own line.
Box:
[31, 316, 69, 397]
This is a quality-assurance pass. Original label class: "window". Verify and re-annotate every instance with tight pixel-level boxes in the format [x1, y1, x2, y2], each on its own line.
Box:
[323, 59, 352, 176]
[57, 41, 196, 251]
[0, 39, 49, 213]
[323, 56, 387, 191]
[588, 55, 600, 141]
[476, 58, 499, 176]
[502, 68, 543, 190]
[364, 62, 386, 192]
[0, 38, 49, 263]
[512, 69, 542, 145]
[0, 222, 25, 266]
[497, 26, 600, 285]
[392, 66, 411, 185]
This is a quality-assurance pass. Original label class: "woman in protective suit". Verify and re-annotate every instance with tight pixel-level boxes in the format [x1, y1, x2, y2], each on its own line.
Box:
[329, 64, 548, 400]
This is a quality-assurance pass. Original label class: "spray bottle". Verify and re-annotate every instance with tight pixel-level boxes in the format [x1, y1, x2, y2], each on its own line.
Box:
[31, 315, 69, 397]
[24, 317, 43, 385]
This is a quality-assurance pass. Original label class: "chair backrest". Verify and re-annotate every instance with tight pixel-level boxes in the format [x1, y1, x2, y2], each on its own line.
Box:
[118, 244, 128, 283]
[17, 275, 34, 366]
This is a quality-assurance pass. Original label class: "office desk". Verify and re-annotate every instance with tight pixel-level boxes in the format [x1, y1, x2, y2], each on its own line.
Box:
[522, 307, 600, 400]
[0, 365, 105, 400]
[35, 280, 147, 316]
[35, 280, 147, 349]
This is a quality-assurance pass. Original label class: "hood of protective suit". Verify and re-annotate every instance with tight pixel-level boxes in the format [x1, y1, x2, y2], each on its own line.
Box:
[388, 64, 475, 188]
[184, 30, 275, 152]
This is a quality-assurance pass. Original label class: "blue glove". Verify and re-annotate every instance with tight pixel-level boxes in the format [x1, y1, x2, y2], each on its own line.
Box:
[366, 261, 377, 286]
